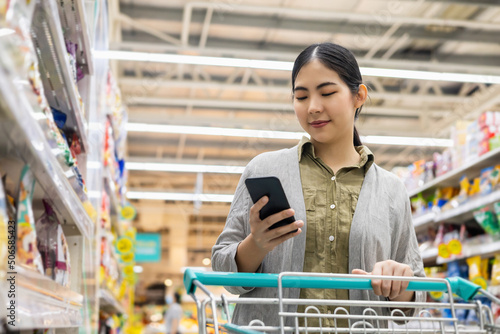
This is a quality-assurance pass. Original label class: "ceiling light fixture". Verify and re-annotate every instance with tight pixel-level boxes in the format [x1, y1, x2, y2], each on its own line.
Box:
[126, 162, 245, 174]
[127, 123, 453, 147]
[126, 191, 234, 202]
[96, 50, 500, 84]
[126, 123, 303, 140]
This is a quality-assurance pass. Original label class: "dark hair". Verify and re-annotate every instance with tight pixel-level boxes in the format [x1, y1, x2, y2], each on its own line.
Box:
[292, 43, 364, 146]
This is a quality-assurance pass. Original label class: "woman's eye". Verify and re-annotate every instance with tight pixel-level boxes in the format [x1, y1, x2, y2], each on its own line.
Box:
[322, 92, 336, 97]
[295, 96, 307, 101]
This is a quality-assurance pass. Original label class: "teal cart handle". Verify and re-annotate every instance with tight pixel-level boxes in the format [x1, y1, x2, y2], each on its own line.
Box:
[184, 269, 481, 301]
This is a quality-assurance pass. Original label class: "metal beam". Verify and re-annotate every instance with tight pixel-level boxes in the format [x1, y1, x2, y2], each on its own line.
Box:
[119, 4, 500, 45]
[115, 39, 500, 75]
[179, 2, 500, 33]
[119, 78, 470, 103]
[126, 96, 451, 117]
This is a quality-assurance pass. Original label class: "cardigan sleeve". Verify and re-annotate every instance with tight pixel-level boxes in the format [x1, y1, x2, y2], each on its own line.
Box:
[392, 179, 426, 319]
[211, 162, 263, 295]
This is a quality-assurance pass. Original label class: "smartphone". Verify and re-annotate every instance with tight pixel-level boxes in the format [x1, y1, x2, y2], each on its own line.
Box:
[244, 176, 297, 231]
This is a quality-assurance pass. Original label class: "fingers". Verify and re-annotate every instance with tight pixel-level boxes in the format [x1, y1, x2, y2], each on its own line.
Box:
[268, 227, 302, 249]
[351, 269, 369, 275]
[249, 196, 269, 222]
[268, 219, 303, 237]
[390, 265, 403, 300]
[371, 263, 383, 296]
[265, 208, 296, 229]
[368, 261, 414, 300]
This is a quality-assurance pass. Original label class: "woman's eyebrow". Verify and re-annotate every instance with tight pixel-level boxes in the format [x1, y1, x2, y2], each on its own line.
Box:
[316, 82, 337, 89]
[294, 86, 308, 92]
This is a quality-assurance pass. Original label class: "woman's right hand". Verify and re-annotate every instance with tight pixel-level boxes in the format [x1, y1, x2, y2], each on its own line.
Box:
[249, 196, 303, 253]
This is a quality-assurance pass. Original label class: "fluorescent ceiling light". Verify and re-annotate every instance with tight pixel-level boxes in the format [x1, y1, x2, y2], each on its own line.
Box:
[127, 122, 452, 147]
[96, 50, 500, 84]
[126, 123, 304, 140]
[95, 50, 291, 70]
[127, 162, 245, 174]
[126, 191, 234, 202]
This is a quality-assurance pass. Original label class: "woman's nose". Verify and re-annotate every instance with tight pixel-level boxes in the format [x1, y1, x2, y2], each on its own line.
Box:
[308, 96, 323, 114]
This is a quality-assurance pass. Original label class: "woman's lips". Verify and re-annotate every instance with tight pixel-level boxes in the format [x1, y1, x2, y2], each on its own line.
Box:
[310, 120, 330, 128]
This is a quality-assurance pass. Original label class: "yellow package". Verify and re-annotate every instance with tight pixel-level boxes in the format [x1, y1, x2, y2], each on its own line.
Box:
[466, 256, 481, 280]
[467, 256, 487, 289]
[492, 255, 500, 286]
[469, 178, 481, 196]
[481, 258, 489, 280]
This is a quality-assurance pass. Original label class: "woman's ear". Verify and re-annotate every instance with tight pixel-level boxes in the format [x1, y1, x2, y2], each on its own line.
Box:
[355, 84, 368, 108]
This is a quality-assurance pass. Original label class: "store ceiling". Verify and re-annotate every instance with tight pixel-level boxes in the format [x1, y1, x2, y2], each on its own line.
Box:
[110, 0, 500, 291]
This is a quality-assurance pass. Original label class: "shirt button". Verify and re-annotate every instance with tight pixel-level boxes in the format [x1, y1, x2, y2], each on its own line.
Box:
[331, 176, 336, 181]
[330, 204, 336, 209]
[329, 236, 334, 242]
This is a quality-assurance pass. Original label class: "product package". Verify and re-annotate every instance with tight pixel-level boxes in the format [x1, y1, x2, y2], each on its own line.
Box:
[16, 166, 44, 274]
[35, 199, 71, 287]
[473, 207, 500, 236]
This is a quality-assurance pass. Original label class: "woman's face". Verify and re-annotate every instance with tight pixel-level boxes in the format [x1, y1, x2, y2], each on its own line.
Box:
[293, 59, 365, 146]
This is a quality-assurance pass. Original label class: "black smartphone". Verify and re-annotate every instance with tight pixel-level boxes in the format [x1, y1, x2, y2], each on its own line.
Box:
[245, 176, 297, 231]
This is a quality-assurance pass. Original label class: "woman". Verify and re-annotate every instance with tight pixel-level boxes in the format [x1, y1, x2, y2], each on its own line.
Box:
[212, 43, 425, 328]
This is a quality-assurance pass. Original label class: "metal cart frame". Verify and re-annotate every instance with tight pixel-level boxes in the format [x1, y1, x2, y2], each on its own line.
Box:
[184, 269, 500, 334]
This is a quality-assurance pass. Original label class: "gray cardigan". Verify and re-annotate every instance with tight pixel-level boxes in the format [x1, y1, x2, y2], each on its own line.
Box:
[212, 146, 425, 326]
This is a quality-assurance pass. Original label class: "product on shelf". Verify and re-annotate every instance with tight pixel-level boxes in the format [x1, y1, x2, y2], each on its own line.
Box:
[16, 165, 44, 274]
[466, 256, 488, 289]
[473, 206, 500, 236]
[410, 163, 500, 219]
[399, 111, 500, 193]
[35, 199, 71, 287]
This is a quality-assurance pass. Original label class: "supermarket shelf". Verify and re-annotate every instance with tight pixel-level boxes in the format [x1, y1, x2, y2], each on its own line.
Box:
[409, 147, 500, 197]
[421, 248, 438, 264]
[439, 190, 500, 223]
[0, 58, 94, 239]
[31, 0, 89, 153]
[56, 0, 94, 75]
[104, 167, 123, 237]
[412, 190, 500, 230]
[413, 212, 435, 229]
[99, 288, 125, 315]
[9, 265, 83, 329]
[436, 240, 500, 265]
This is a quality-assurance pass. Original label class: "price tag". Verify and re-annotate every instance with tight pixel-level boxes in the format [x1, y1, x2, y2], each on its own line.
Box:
[121, 252, 135, 264]
[438, 243, 450, 259]
[125, 274, 137, 285]
[121, 204, 137, 221]
[116, 237, 133, 255]
[448, 239, 462, 255]
[124, 264, 135, 277]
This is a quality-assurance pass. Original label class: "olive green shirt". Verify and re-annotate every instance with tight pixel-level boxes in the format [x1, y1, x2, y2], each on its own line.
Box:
[297, 137, 374, 327]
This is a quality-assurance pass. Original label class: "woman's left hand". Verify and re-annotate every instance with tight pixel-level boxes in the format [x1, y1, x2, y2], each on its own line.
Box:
[352, 260, 415, 302]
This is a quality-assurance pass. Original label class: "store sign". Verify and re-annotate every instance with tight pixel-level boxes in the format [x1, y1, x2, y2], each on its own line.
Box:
[135, 233, 161, 262]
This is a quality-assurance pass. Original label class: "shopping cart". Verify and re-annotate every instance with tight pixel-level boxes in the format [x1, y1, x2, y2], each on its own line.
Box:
[184, 268, 500, 334]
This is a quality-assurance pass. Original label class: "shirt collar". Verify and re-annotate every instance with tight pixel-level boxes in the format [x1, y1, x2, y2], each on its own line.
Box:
[297, 136, 375, 170]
